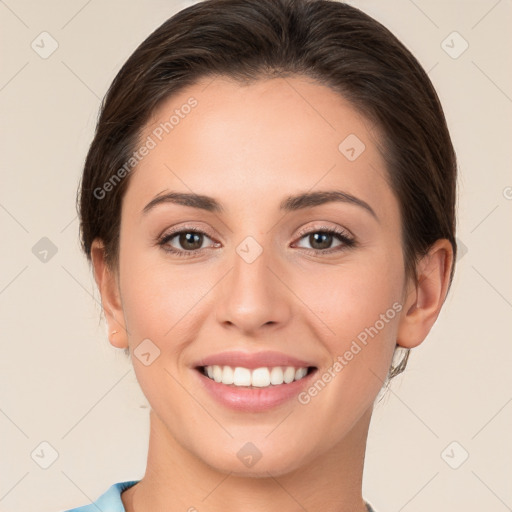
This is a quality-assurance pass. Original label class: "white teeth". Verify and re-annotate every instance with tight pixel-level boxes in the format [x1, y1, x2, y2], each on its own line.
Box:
[251, 367, 270, 387]
[283, 366, 295, 383]
[221, 365, 234, 385]
[202, 365, 310, 387]
[212, 365, 222, 383]
[295, 367, 308, 380]
[270, 366, 284, 385]
[233, 367, 251, 386]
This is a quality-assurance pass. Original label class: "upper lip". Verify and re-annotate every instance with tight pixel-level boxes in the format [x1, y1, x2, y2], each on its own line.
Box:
[193, 350, 316, 370]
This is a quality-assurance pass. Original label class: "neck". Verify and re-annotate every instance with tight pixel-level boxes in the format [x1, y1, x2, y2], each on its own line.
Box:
[122, 407, 372, 512]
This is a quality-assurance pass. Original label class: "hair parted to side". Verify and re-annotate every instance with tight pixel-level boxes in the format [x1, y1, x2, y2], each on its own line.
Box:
[77, 0, 457, 379]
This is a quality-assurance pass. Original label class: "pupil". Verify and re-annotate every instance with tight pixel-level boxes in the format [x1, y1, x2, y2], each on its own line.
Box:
[180, 232, 202, 250]
[310, 232, 332, 250]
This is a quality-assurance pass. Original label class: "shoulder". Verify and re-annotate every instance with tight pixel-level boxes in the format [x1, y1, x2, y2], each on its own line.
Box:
[61, 480, 139, 512]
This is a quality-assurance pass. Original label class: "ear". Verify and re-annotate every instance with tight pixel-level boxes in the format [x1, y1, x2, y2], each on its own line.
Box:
[90, 238, 128, 349]
[397, 239, 454, 349]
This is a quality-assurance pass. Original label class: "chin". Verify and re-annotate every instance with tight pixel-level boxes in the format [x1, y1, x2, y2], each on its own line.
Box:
[190, 435, 313, 478]
[206, 453, 305, 478]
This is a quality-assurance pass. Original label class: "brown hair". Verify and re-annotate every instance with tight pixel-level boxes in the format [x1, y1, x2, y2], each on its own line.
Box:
[77, 0, 457, 378]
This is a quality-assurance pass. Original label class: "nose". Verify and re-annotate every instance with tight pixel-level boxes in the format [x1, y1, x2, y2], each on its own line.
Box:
[215, 241, 292, 335]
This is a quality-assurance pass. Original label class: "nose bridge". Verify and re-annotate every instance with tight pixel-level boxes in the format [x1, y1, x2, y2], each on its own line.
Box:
[215, 235, 291, 332]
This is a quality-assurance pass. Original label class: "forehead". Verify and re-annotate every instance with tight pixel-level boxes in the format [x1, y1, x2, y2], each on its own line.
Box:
[123, 75, 395, 221]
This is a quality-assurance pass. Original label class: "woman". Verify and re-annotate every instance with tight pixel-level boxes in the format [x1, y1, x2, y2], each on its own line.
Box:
[66, 0, 457, 510]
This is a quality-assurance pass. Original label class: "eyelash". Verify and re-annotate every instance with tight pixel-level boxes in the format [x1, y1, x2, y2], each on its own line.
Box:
[157, 225, 356, 258]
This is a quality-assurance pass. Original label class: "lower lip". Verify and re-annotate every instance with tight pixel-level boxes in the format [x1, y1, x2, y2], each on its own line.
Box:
[194, 368, 317, 412]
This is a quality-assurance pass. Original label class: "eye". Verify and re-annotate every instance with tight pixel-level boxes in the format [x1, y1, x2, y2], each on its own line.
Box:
[294, 226, 355, 254]
[157, 227, 219, 257]
[157, 225, 356, 258]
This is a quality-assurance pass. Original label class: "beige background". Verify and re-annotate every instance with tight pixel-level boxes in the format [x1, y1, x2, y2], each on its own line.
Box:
[1, 0, 511, 511]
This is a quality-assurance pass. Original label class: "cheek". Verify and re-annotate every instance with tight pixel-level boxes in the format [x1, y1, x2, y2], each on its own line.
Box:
[289, 261, 403, 440]
[290, 249, 405, 409]
[118, 253, 205, 407]
[119, 237, 199, 336]
[298, 252, 404, 339]
[118, 247, 217, 398]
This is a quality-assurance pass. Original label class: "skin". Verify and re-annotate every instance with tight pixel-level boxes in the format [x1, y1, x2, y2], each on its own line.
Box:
[91, 75, 453, 512]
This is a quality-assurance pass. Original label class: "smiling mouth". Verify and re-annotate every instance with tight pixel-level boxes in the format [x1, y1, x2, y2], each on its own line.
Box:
[197, 365, 317, 388]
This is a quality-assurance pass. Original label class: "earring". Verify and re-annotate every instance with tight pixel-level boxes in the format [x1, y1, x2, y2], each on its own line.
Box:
[388, 347, 410, 379]
[111, 330, 118, 335]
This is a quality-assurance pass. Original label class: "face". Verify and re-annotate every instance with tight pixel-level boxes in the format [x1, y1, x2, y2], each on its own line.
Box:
[114, 75, 407, 476]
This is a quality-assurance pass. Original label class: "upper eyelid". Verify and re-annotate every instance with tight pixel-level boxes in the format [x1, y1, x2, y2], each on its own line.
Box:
[295, 224, 353, 238]
[161, 224, 217, 239]
[161, 224, 351, 238]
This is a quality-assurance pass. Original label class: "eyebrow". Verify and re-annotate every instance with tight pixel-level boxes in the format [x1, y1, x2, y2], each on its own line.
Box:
[142, 191, 223, 215]
[279, 190, 377, 220]
[142, 189, 377, 220]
